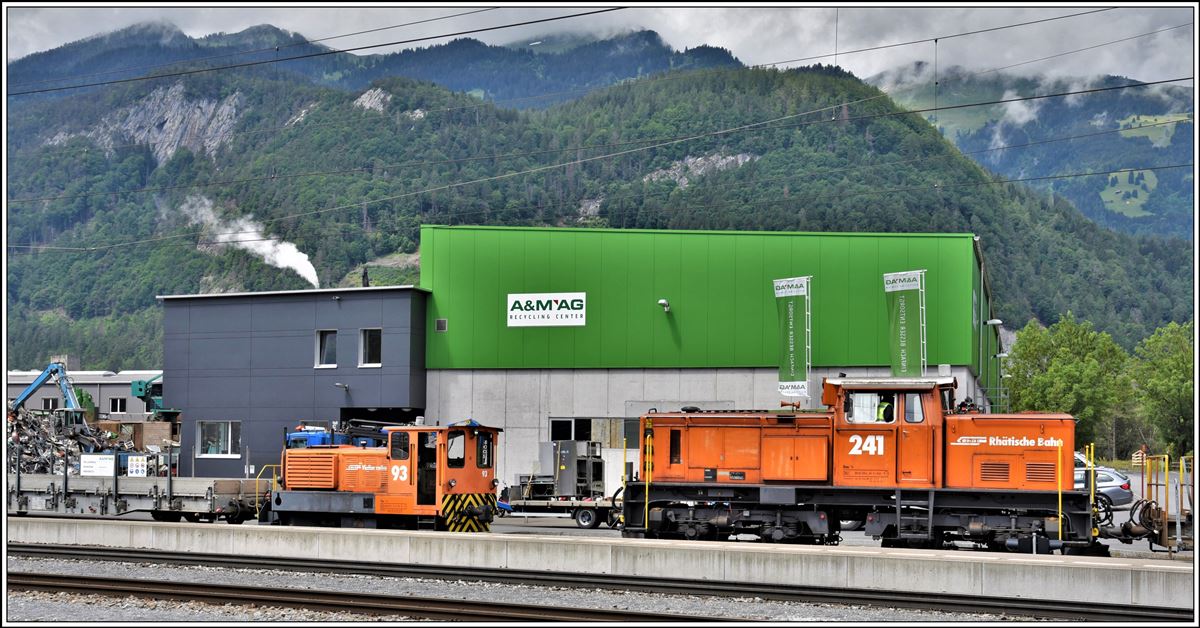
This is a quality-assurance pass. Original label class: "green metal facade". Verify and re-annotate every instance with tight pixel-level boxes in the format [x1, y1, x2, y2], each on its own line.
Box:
[421, 225, 999, 375]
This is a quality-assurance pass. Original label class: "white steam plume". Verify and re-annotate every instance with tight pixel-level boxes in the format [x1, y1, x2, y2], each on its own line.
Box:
[179, 195, 319, 288]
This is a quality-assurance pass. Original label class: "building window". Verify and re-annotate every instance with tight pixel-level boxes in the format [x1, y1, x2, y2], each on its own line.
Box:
[197, 421, 241, 457]
[623, 419, 639, 447]
[360, 329, 382, 366]
[42, 398, 58, 411]
[316, 330, 337, 367]
[549, 418, 593, 442]
[110, 398, 127, 413]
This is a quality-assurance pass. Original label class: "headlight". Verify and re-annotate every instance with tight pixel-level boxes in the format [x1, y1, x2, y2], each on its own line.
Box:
[492, 479, 500, 487]
[448, 479, 457, 488]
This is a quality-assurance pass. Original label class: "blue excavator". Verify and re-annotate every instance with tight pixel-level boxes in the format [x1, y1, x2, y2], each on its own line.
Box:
[8, 361, 90, 432]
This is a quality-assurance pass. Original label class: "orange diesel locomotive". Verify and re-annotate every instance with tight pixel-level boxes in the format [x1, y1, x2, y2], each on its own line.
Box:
[622, 377, 1098, 552]
[263, 421, 502, 531]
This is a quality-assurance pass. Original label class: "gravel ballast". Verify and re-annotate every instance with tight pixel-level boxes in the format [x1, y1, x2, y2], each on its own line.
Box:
[7, 556, 1039, 622]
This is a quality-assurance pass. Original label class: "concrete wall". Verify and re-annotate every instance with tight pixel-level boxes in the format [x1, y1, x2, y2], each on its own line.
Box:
[161, 288, 427, 477]
[7, 519, 1190, 611]
[427, 365, 985, 494]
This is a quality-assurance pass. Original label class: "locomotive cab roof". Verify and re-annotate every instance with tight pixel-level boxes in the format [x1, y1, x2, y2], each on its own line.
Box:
[822, 376, 957, 390]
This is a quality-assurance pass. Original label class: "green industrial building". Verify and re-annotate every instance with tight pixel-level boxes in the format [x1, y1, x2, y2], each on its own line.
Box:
[419, 225, 1005, 489]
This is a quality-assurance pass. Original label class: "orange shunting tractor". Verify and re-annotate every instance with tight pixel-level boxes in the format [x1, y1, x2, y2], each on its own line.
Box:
[622, 376, 1106, 553]
[262, 420, 502, 531]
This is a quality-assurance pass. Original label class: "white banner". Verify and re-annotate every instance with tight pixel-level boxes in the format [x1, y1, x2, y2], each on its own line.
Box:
[80, 454, 115, 477]
[507, 292, 586, 327]
[883, 270, 923, 293]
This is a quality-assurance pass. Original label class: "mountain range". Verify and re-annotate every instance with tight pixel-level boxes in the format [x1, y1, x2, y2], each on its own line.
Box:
[5, 22, 1193, 370]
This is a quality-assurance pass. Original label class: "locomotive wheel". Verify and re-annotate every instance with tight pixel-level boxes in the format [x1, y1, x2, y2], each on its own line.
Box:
[839, 520, 864, 531]
[575, 508, 601, 529]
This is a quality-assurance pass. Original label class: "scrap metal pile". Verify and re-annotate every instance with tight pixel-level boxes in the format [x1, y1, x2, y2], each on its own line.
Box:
[6, 409, 133, 474]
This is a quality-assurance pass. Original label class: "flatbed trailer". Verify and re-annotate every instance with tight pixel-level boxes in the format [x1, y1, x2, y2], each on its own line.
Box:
[6, 472, 264, 523]
[499, 497, 620, 529]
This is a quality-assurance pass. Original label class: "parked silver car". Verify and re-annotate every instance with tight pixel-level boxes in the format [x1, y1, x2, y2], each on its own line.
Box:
[1074, 468, 1134, 509]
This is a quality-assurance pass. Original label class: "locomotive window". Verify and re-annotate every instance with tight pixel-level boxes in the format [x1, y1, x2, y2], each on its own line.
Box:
[476, 432, 493, 468]
[904, 394, 925, 423]
[847, 393, 895, 423]
[390, 432, 410, 460]
[669, 430, 681, 464]
[447, 430, 465, 468]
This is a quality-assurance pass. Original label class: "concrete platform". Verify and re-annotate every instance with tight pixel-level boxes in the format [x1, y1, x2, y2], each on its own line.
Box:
[6, 517, 1193, 610]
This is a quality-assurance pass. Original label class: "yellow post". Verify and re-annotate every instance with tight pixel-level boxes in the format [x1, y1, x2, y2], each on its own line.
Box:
[1056, 442, 1063, 541]
[643, 419, 653, 533]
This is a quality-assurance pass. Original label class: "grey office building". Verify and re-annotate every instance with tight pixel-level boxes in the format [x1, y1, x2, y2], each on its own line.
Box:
[159, 286, 426, 477]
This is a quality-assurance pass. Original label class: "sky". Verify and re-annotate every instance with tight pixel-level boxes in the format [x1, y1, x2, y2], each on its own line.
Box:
[5, 4, 1196, 84]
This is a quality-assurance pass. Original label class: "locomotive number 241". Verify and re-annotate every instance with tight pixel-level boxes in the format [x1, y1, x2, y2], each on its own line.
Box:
[848, 434, 884, 456]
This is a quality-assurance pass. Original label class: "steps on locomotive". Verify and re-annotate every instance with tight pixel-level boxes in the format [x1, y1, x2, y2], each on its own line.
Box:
[895, 489, 935, 540]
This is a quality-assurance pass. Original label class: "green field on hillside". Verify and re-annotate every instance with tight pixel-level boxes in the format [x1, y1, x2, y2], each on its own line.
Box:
[1118, 114, 1190, 147]
[1100, 169, 1158, 217]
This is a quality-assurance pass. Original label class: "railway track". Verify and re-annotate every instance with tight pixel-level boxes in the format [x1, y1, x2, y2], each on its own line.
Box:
[6, 571, 702, 622]
[10, 543, 1193, 622]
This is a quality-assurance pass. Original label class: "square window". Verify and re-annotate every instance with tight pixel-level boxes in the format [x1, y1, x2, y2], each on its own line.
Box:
[573, 418, 592, 441]
[42, 398, 58, 411]
[110, 398, 127, 413]
[360, 329, 382, 366]
[316, 330, 337, 367]
[550, 419, 572, 441]
[435, 318, 448, 332]
[197, 421, 241, 457]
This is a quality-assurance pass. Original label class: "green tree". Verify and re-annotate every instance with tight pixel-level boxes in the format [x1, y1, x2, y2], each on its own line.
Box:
[1130, 321, 1194, 457]
[1007, 314, 1133, 456]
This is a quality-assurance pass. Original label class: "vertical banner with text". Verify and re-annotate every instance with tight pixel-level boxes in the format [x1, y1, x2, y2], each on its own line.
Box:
[883, 270, 926, 377]
[773, 276, 812, 397]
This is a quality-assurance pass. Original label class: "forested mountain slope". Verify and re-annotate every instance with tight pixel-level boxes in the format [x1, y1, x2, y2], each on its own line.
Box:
[6, 32, 1192, 369]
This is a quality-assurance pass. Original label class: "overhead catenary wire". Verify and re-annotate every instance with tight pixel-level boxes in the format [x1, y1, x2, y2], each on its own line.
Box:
[10, 109, 1190, 206]
[6, 7, 624, 96]
[8, 7, 501, 88]
[12, 163, 1189, 254]
[8, 76, 1191, 252]
[22, 8, 1160, 157]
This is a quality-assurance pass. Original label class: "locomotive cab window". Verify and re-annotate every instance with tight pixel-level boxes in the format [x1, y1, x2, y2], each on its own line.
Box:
[390, 432, 409, 460]
[447, 430, 465, 468]
[476, 431, 493, 468]
[669, 429, 681, 464]
[904, 393, 925, 423]
[847, 393, 895, 423]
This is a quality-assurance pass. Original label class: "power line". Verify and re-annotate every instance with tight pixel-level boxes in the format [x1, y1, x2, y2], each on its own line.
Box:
[12, 107, 1190, 206]
[8, 8, 501, 88]
[13, 163, 1189, 254]
[7, 8, 624, 96]
[9, 77, 1190, 251]
[738, 8, 1118, 69]
[26, 11, 1168, 159]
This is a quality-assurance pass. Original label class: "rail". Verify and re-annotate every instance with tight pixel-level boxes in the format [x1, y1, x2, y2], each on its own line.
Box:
[8, 545, 1192, 622]
[8, 572, 699, 622]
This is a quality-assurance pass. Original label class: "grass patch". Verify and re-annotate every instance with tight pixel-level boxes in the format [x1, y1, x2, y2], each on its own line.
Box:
[1099, 169, 1157, 217]
[1117, 114, 1190, 147]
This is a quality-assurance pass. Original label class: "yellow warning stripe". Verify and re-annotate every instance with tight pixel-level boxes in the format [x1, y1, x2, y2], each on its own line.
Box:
[441, 493, 497, 532]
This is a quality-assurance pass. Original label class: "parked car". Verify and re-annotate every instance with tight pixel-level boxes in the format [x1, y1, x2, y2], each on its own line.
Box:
[1074, 468, 1134, 509]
